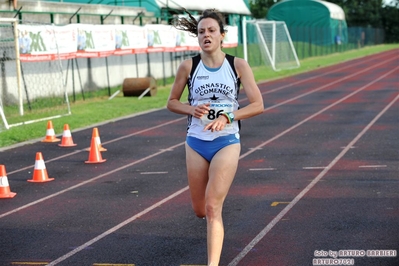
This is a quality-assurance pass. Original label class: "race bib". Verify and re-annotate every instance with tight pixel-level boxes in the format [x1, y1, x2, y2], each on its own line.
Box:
[199, 100, 234, 128]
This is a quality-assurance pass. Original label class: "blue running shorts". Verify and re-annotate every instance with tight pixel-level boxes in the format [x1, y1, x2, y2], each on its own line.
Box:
[186, 133, 240, 162]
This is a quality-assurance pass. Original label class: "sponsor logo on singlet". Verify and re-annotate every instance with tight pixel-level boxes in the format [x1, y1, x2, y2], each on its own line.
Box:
[194, 83, 233, 96]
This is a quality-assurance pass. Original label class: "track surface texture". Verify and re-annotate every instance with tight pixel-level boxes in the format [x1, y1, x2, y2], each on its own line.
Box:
[1, 49, 398, 266]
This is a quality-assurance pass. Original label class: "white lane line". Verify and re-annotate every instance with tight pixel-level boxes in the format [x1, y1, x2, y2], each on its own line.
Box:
[227, 71, 399, 266]
[48, 65, 399, 266]
[249, 168, 276, 171]
[359, 165, 387, 168]
[248, 147, 263, 151]
[140, 171, 169, 174]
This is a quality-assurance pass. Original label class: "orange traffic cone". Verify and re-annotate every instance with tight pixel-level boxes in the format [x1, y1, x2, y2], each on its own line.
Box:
[85, 137, 106, 164]
[28, 152, 54, 182]
[42, 121, 60, 143]
[86, 127, 107, 152]
[58, 124, 77, 147]
[0, 165, 16, 199]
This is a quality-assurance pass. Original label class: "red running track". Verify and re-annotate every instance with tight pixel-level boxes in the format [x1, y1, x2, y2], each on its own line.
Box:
[0, 49, 398, 266]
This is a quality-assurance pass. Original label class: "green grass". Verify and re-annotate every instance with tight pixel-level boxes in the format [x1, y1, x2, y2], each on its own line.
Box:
[1, 44, 398, 149]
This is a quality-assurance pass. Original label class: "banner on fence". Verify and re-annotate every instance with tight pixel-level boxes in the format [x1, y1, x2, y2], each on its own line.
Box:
[17, 23, 238, 62]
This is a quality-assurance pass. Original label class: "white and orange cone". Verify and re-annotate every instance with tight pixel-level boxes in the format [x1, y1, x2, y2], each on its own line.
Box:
[58, 124, 77, 147]
[0, 165, 16, 198]
[86, 127, 107, 152]
[27, 152, 54, 183]
[42, 121, 60, 143]
[85, 137, 106, 164]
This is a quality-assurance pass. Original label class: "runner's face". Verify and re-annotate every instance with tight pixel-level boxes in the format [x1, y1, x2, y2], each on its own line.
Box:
[197, 18, 224, 51]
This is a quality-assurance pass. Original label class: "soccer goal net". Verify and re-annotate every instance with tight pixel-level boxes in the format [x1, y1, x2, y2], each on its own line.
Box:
[0, 18, 70, 132]
[243, 19, 300, 71]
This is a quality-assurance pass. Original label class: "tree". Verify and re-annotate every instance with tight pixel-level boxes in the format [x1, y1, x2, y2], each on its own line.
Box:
[329, 0, 399, 42]
[328, 0, 384, 27]
[249, 0, 279, 19]
[381, 1, 399, 42]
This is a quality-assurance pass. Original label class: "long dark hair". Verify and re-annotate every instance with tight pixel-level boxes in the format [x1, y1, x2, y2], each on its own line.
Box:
[172, 9, 227, 37]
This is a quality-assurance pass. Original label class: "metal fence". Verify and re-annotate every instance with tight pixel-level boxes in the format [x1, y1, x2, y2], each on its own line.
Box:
[285, 25, 385, 60]
[225, 24, 386, 71]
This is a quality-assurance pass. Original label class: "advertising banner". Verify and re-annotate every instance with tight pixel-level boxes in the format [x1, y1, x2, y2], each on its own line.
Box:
[16, 23, 238, 62]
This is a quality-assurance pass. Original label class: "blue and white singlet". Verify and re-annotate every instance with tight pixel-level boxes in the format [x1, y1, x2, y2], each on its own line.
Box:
[186, 54, 240, 141]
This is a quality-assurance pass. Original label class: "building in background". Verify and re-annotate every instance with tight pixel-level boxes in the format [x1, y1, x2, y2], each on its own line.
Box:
[266, 0, 348, 45]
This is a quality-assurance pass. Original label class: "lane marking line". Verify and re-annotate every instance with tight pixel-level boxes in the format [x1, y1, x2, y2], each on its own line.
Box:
[249, 168, 276, 171]
[159, 148, 175, 152]
[359, 165, 387, 168]
[10, 263, 49, 266]
[93, 264, 135, 266]
[140, 171, 168, 174]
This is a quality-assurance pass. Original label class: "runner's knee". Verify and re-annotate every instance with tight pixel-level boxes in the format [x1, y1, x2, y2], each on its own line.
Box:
[192, 203, 206, 218]
[205, 202, 222, 220]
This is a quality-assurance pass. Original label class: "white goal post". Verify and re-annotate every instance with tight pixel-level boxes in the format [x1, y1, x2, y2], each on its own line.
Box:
[0, 18, 70, 131]
[243, 18, 300, 71]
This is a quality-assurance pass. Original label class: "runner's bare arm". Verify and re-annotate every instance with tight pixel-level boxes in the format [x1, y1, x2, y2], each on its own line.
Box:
[233, 57, 264, 119]
[167, 59, 210, 119]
